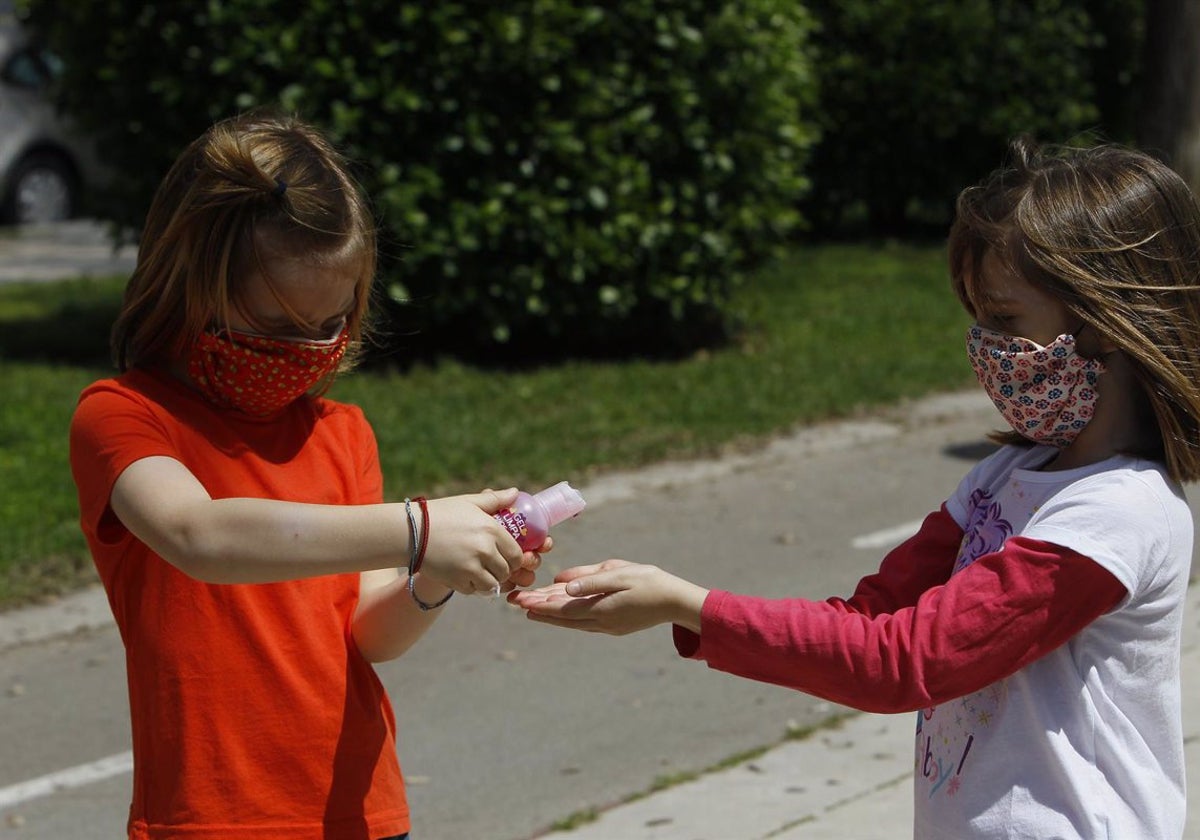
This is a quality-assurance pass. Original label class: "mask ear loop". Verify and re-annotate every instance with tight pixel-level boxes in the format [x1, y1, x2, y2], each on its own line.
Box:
[1070, 321, 1113, 363]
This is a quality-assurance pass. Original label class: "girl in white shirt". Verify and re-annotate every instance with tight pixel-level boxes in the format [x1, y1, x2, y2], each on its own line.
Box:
[512, 137, 1200, 839]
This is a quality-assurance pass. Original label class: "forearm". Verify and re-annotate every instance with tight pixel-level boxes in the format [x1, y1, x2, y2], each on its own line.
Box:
[353, 569, 453, 662]
[153, 497, 410, 584]
[680, 539, 1125, 713]
[111, 456, 523, 589]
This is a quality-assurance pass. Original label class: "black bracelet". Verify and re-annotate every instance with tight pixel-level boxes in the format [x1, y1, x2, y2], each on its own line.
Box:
[403, 497, 453, 611]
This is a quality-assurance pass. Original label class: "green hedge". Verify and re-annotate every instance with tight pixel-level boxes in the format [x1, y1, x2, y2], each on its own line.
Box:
[20, 0, 819, 360]
[802, 0, 1143, 236]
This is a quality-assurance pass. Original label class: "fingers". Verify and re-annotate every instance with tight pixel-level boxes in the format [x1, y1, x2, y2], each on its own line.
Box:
[524, 612, 611, 634]
[507, 582, 571, 606]
[563, 572, 628, 598]
[553, 558, 630, 584]
[471, 528, 534, 589]
[470, 486, 519, 514]
[507, 564, 627, 604]
[519, 595, 637, 635]
[416, 492, 545, 597]
[421, 491, 559, 595]
[503, 567, 537, 590]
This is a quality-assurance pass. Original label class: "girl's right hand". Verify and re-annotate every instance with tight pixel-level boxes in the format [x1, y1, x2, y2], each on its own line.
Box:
[507, 559, 708, 635]
[418, 489, 525, 594]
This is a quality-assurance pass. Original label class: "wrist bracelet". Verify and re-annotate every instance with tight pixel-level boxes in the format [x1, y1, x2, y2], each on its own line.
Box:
[403, 497, 419, 568]
[407, 570, 453, 611]
[403, 497, 452, 611]
[414, 496, 430, 574]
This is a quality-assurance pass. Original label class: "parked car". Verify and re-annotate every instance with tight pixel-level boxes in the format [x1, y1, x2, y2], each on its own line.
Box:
[0, 21, 105, 225]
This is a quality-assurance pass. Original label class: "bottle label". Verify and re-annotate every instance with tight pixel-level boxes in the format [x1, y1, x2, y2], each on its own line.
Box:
[495, 508, 528, 543]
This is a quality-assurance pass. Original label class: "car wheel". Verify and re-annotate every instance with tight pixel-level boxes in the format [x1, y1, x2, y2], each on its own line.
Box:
[2, 151, 77, 225]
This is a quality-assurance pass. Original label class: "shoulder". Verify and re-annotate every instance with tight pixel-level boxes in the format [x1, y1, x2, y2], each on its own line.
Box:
[1046, 458, 1188, 527]
[309, 395, 377, 443]
[72, 370, 164, 433]
[1030, 458, 1191, 593]
[312, 395, 370, 427]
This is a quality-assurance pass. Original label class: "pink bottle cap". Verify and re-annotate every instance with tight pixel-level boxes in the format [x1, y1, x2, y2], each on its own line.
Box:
[533, 481, 586, 527]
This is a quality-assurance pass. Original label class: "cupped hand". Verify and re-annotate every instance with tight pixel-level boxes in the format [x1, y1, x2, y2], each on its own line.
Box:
[506, 559, 707, 635]
[419, 489, 525, 594]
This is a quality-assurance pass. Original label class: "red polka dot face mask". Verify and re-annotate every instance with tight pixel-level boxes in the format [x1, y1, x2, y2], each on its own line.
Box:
[186, 324, 350, 417]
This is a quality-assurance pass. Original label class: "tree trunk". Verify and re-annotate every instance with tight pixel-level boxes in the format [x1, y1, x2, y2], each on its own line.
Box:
[1137, 0, 1200, 195]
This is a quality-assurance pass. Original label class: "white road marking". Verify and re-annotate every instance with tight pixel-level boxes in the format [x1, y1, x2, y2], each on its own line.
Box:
[0, 751, 132, 810]
[851, 520, 923, 550]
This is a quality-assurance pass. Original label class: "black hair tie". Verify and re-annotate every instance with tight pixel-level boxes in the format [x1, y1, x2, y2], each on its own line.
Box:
[272, 178, 288, 198]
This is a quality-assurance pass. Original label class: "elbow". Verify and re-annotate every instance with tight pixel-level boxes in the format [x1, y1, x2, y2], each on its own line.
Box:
[352, 630, 417, 664]
[155, 520, 238, 584]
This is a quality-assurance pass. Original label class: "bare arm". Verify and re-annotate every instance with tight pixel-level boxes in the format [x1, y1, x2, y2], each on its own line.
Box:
[352, 568, 439, 661]
[353, 542, 547, 662]
[110, 455, 524, 588]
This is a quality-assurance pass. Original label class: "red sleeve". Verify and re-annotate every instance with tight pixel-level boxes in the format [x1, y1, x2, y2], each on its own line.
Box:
[672, 536, 1126, 713]
[69, 381, 177, 545]
[349, 406, 384, 505]
[841, 505, 962, 617]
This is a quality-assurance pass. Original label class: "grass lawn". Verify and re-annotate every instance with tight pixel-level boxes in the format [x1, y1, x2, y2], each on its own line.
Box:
[0, 241, 973, 609]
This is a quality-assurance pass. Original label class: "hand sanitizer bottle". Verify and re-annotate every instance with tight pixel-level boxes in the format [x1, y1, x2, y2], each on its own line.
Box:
[495, 481, 586, 550]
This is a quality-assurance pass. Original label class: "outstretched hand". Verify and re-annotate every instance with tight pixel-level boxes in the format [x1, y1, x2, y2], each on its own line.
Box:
[507, 559, 707, 635]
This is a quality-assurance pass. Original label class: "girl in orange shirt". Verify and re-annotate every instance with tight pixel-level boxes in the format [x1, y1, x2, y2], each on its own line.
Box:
[69, 110, 540, 839]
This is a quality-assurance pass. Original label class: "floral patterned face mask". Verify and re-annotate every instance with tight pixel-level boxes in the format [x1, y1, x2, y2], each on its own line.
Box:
[966, 324, 1105, 448]
[185, 323, 349, 417]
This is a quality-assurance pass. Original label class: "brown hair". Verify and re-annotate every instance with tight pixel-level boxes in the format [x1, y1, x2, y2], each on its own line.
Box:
[111, 109, 376, 377]
[948, 136, 1200, 481]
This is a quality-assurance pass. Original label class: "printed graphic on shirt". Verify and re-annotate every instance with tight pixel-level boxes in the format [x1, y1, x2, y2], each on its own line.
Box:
[915, 683, 1003, 798]
[952, 488, 1012, 574]
[917, 487, 1011, 801]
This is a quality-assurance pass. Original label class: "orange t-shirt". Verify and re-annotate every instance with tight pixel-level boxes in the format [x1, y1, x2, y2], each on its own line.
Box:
[69, 367, 409, 839]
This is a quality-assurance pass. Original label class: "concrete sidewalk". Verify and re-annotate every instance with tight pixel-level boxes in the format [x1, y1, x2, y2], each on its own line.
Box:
[548, 579, 1200, 840]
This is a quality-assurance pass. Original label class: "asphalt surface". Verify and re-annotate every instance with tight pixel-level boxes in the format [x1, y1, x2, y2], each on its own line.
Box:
[0, 223, 1195, 838]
